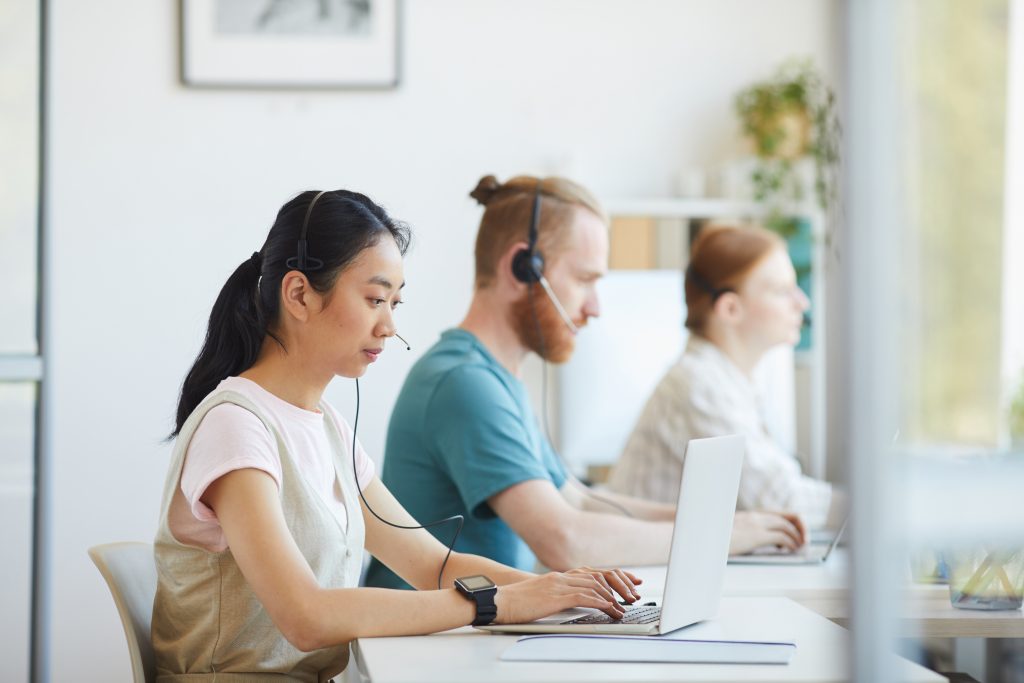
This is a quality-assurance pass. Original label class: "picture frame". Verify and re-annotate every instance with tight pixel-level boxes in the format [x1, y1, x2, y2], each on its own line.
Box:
[180, 0, 400, 89]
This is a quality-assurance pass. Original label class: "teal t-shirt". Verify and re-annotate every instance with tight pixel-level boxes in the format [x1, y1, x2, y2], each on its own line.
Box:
[364, 329, 567, 589]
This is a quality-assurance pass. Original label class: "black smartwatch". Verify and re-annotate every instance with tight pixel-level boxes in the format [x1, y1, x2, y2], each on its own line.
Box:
[454, 575, 498, 626]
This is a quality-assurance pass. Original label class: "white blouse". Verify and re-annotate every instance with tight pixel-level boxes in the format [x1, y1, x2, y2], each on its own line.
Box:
[607, 335, 832, 529]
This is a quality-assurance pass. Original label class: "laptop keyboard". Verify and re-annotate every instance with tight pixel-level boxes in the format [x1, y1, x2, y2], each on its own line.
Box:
[562, 605, 662, 626]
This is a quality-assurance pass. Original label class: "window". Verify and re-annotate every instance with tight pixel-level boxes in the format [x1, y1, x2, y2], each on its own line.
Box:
[846, 1, 1024, 680]
[904, 0, 1012, 448]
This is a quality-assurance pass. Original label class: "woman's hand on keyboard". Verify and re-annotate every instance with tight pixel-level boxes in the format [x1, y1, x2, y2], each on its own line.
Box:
[565, 567, 643, 605]
[492, 567, 642, 624]
[729, 510, 807, 556]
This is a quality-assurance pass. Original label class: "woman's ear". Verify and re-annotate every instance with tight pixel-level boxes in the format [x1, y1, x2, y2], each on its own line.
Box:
[280, 271, 313, 322]
[713, 291, 743, 324]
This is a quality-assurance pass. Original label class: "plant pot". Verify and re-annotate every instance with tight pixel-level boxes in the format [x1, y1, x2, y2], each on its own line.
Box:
[746, 106, 812, 161]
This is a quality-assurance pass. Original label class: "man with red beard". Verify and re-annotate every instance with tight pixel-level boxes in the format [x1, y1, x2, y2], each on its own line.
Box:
[364, 175, 805, 590]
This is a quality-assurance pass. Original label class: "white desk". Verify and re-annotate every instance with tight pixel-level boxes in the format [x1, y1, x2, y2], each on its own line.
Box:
[632, 551, 1024, 638]
[629, 549, 847, 600]
[799, 592, 1024, 639]
[352, 597, 944, 683]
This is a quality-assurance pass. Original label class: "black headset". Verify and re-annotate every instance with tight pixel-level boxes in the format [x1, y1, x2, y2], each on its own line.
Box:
[286, 190, 328, 272]
[285, 190, 409, 347]
[511, 183, 545, 284]
[685, 264, 735, 302]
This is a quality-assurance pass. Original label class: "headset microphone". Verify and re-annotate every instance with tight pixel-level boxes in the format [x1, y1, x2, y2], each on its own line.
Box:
[536, 274, 579, 335]
[288, 191, 460, 590]
[352, 378, 463, 591]
[515, 179, 632, 518]
[512, 183, 579, 335]
[394, 332, 412, 350]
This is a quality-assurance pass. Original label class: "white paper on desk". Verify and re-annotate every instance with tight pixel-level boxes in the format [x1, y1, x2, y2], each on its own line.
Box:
[500, 634, 796, 664]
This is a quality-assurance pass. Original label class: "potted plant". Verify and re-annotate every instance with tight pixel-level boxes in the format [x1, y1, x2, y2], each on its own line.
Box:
[734, 59, 840, 351]
[734, 58, 841, 238]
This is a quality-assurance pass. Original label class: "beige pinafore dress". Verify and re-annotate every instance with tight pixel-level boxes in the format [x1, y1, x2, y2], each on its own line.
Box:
[152, 389, 365, 683]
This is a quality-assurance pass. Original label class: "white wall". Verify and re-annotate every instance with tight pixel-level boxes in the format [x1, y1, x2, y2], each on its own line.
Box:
[44, 1, 839, 679]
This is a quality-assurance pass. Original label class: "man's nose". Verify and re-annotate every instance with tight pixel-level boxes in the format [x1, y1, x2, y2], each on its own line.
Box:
[582, 290, 600, 320]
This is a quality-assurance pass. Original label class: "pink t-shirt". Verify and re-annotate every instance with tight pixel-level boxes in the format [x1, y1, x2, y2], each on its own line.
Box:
[173, 377, 375, 552]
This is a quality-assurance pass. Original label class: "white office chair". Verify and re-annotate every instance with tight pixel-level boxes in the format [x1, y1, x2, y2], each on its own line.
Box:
[88, 542, 157, 683]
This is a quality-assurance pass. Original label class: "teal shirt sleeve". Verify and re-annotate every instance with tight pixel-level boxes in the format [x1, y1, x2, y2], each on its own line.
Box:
[427, 364, 567, 520]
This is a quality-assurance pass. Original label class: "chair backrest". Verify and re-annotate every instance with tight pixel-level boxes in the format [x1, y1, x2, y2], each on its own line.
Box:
[88, 542, 157, 683]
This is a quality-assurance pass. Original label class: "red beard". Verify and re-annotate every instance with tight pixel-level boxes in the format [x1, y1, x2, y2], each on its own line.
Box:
[510, 284, 583, 364]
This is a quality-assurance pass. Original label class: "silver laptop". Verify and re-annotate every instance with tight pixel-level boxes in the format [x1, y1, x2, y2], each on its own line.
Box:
[728, 518, 846, 566]
[477, 435, 744, 636]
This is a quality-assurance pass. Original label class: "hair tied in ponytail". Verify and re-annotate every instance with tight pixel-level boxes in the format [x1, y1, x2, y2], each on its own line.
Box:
[250, 251, 263, 272]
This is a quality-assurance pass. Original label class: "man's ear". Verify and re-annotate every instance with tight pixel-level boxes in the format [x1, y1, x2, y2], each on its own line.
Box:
[280, 271, 314, 322]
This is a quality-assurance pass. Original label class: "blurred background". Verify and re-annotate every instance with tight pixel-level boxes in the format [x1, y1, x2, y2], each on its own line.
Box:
[1, 1, 1022, 681]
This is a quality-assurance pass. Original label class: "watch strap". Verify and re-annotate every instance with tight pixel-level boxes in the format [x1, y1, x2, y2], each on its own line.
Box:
[468, 588, 497, 626]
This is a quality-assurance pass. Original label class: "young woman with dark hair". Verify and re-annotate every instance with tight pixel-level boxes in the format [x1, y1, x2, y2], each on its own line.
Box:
[153, 189, 641, 682]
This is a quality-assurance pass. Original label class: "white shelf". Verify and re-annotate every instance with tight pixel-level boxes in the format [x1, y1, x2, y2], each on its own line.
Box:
[604, 197, 767, 218]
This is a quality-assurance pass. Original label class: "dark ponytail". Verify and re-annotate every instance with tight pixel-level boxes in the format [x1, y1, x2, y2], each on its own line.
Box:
[171, 190, 411, 437]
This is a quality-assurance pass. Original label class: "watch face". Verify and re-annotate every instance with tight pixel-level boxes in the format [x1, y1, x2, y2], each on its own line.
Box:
[458, 575, 495, 591]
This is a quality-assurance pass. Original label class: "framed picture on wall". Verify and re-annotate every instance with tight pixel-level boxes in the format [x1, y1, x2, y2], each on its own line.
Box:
[180, 0, 400, 88]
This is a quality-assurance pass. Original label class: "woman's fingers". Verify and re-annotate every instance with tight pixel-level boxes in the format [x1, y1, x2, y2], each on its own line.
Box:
[767, 528, 801, 551]
[567, 574, 616, 604]
[563, 574, 628, 616]
[753, 512, 804, 550]
[558, 586, 620, 617]
[556, 568, 645, 618]
[569, 591, 613, 612]
[605, 569, 640, 602]
[764, 510, 807, 546]
[594, 569, 638, 603]
[582, 591, 625, 619]
[588, 569, 615, 597]
[775, 516, 805, 548]
[574, 567, 641, 602]
[564, 573, 604, 593]
[764, 517, 801, 548]
[786, 513, 808, 544]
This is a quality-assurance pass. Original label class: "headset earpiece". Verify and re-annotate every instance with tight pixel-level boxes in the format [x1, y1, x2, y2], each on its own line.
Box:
[512, 182, 545, 284]
[511, 248, 544, 284]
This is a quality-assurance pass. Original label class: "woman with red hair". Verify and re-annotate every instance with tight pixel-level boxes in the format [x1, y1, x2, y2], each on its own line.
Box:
[607, 224, 843, 531]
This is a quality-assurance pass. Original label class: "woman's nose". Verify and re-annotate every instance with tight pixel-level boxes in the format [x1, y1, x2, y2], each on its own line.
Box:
[796, 287, 810, 311]
[378, 309, 396, 337]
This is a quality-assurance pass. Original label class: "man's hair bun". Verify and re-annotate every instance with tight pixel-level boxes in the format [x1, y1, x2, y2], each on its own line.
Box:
[469, 175, 503, 206]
